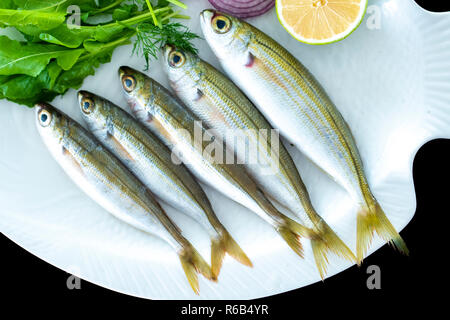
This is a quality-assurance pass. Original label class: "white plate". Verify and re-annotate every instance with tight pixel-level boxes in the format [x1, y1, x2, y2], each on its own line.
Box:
[1, 0, 449, 300]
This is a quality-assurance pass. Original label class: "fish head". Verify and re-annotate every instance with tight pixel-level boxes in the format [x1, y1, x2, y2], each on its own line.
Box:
[35, 102, 66, 141]
[78, 90, 111, 134]
[200, 9, 251, 63]
[162, 44, 201, 93]
[119, 66, 154, 123]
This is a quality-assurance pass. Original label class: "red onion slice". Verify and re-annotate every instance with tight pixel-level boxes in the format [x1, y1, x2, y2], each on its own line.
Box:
[210, 0, 268, 8]
[208, 0, 275, 18]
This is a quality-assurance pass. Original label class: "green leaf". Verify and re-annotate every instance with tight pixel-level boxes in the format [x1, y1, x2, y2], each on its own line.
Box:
[53, 50, 114, 94]
[166, 0, 186, 10]
[0, 0, 197, 108]
[12, 0, 103, 12]
[0, 29, 129, 107]
[0, 9, 65, 30]
[83, 29, 134, 54]
[0, 0, 16, 9]
[46, 60, 64, 87]
[0, 36, 85, 77]
[0, 50, 115, 107]
[4, 1, 119, 37]
[39, 25, 95, 48]
[112, 4, 139, 21]
[0, 63, 60, 106]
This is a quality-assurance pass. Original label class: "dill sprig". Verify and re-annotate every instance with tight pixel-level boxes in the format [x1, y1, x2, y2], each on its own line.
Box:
[133, 22, 201, 70]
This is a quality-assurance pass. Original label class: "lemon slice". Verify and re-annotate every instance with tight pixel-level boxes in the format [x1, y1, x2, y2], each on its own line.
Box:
[276, 0, 368, 44]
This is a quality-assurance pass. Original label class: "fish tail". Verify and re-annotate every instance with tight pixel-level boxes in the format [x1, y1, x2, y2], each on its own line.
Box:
[309, 219, 356, 279]
[252, 187, 308, 258]
[357, 200, 409, 264]
[211, 229, 253, 279]
[277, 216, 310, 259]
[179, 244, 214, 295]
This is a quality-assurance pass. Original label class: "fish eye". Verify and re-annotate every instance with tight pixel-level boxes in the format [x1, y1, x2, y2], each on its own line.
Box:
[38, 109, 52, 127]
[81, 97, 94, 114]
[212, 16, 231, 34]
[122, 75, 136, 92]
[169, 51, 185, 68]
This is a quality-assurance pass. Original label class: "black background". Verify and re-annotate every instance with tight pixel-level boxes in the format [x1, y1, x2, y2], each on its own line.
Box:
[2, 0, 449, 317]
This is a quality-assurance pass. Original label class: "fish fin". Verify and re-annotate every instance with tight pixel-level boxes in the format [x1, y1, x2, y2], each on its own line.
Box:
[245, 52, 255, 68]
[179, 245, 214, 294]
[62, 147, 85, 177]
[357, 201, 409, 264]
[310, 220, 356, 279]
[277, 216, 310, 259]
[211, 230, 252, 279]
[251, 188, 307, 259]
[107, 133, 134, 161]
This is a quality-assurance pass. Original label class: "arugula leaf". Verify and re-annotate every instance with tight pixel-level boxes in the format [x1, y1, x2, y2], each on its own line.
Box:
[37, 23, 127, 48]
[12, 0, 103, 12]
[133, 22, 200, 69]
[36, 8, 165, 48]
[0, 28, 131, 106]
[0, 36, 85, 77]
[83, 29, 134, 54]
[0, 45, 118, 106]
[53, 50, 114, 94]
[4, 1, 121, 38]
[0, 9, 66, 30]
[0, 62, 62, 106]
[38, 26, 95, 48]
[0, 0, 196, 108]
[0, 1, 16, 9]
[112, 4, 139, 21]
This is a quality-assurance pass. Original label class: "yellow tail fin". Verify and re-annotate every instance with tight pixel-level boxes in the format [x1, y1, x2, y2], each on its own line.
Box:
[179, 245, 214, 295]
[277, 216, 310, 259]
[357, 201, 409, 264]
[310, 220, 356, 279]
[211, 230, 253, 279]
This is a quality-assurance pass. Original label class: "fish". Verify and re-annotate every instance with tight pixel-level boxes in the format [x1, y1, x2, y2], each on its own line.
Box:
[35, 102, 213, 294]
[200, 9, 408, 263]
[162, 46, 355, 277]
[77, 90, 251, 279]
[119, 65, 312, 262]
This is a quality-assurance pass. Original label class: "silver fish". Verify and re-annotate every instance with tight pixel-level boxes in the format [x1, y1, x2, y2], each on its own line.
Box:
[35, 102, 212, 294]
[119, 66, 311, 261]
[77, 90, 251, 278]
[162, 46, 355, 277]
[200, 10, 408, 262]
